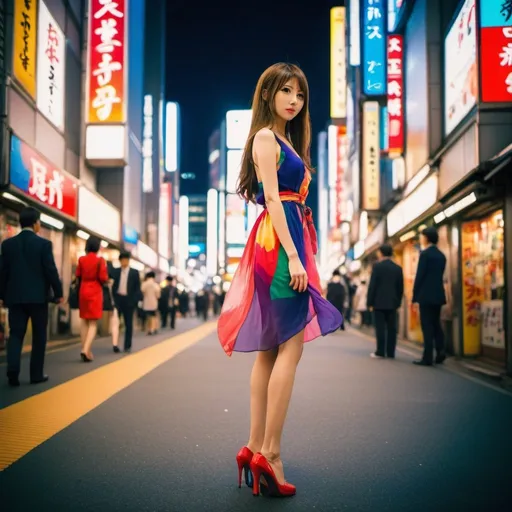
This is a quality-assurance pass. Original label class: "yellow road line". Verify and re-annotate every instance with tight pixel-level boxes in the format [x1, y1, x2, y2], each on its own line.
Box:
[0, 322, 217, 472]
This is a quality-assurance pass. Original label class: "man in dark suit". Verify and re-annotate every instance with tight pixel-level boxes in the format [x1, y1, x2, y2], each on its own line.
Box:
[367, 244, 404, 359]
[0, 207, 63, 386]
[412, 227, 447, 366]
[112, 251, 141, 352]
[159, 275, 178, 329]
[326, 269, 346, 330]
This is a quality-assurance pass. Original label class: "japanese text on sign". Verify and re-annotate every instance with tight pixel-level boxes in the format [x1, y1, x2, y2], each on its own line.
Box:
[362, 102, 380, 210]
[13, 0, 37, 99]
[87, 0, 126, 123]
[37, 2, 65, 130]
[142, 95, 154, 194]
[362, 0, 387, 96]
[480, 0, 512, 102]
[387, 35, 403, 153]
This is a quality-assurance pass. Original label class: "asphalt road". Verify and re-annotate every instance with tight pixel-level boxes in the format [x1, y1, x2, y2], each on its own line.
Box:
[1, 319, 511, 512]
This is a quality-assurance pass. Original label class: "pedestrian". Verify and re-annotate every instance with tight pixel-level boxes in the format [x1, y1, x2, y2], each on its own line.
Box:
[217, 62, 342, 498]
[366, 244, 404, 359]
[141, 271, 161, 335]
[0, 207, 63, 386]
[353, 280, 369, 326]
[412, 227, 447, 366]
[159, 275, 178, 329]
[76, 236, 108, 362]
[111, 252, 141, 353]
[326, 269, 346, 330]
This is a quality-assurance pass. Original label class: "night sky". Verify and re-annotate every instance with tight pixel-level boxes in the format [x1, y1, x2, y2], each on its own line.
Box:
[166, 0, 345, 206]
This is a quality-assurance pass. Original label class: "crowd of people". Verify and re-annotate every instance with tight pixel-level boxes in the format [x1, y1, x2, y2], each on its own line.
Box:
[326, 227, 447, 366]
[0, 206, 224, 386]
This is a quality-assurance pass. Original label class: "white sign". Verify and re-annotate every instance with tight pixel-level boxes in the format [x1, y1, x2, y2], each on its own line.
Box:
[387, 174, 438, 236]
[481, 300, 505, 349]
[226, 149, 243, 194]
[362, 102, 380, 210]
[78, 186, 121, 242]
[142, 95, 153, 193]
[226, 110, 252, 150]
[349, 0, 360, 66]
[444, 0, 477, 136]
[37, 2, 65, 130]
[136, 240, 158, 269]
[330, 7, 346, 118]
[364, 219, 386, 253]
[165, 102, 178, 172]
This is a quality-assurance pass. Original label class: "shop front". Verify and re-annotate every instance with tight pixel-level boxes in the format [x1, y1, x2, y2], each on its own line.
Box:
[0, 134, 79, 340]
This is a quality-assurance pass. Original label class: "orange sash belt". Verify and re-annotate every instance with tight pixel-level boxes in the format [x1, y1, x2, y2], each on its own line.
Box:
[278, 192, 318, 255]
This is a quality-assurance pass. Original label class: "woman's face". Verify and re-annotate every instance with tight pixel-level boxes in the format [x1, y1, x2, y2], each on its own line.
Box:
[273, 77, 305, 123]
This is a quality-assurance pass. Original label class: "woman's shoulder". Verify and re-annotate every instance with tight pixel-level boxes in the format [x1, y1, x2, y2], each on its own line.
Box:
[254, 128, 275, 145]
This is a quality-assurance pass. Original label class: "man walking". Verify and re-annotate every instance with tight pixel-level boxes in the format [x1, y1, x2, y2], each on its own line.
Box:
[112, 252, 141, 353]
[326, 269, 346, 330]
[0, 207, 63, 386]
[367, 244, 404, 359]
[412, 227, 447, 366]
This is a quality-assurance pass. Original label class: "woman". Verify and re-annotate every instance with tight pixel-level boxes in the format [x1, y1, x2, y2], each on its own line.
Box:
[217, 63, 343, 498]
[354, 280, 369, 326]
[141, 271, 161, 335]
[76, 236, 108, 361]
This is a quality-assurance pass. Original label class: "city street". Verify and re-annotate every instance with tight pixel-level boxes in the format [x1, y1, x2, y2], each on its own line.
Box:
[1, 320, 511, 512]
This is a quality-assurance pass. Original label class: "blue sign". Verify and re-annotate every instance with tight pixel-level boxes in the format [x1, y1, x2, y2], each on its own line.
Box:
[362, 0, 387, 95]
[122, 224, 139, 245]
[480, 0, 512, 28]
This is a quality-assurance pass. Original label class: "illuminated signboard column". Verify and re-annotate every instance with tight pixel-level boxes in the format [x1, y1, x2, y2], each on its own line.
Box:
[480, 0, 512, 103]
[85, 0, 128, 166]
[361, 0, 387, 96]
[362, 101, 380, 210]
[37, 2, 65, 131]
[387, 35, 404, 154]
[330, 7, 347, 119]
[206, 188, 219, 277]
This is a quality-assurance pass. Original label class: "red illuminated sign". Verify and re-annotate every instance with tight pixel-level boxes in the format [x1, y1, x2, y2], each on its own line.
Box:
[481, 26, 512, 102]
[86, 0, 127, 123]
[10, 135, 78, 219]
[387, 35, 404, 154]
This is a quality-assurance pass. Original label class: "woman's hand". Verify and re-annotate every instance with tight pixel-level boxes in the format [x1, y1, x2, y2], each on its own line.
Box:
[288, 254, 308, 292]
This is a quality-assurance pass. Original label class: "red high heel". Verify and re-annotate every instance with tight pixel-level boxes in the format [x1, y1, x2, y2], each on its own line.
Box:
[235, 447, 254, 488]
[249, 453, 296, 497]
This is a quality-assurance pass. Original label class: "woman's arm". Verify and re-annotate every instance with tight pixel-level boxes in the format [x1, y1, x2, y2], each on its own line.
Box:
[253, 128, 298, 259]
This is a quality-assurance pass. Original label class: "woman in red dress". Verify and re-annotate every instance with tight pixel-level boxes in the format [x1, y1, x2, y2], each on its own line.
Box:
[76, 236, 108, 361]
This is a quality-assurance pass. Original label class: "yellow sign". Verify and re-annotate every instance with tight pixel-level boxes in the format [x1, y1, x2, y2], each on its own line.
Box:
[330, 7, 346, 119]
[461, 221, 483, 355]
[13, 0, 37, 99]
[362, 102, 380, 210]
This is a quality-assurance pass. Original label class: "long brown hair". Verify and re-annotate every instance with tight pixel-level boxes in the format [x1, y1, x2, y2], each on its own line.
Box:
[236, 63, 312, 203]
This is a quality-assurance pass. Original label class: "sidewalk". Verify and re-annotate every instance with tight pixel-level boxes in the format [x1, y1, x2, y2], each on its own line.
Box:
[350, 323, 512, 393]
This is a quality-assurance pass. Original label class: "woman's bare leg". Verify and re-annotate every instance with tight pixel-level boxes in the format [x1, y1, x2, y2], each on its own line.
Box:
[83, 320, 97, 359]
[260, 329, 305, 484]
[246, 348, 278, 454]
[80, 319, 88, 352]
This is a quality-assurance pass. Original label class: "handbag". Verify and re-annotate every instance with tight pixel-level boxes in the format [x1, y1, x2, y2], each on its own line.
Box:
[68, 277, 80, 309]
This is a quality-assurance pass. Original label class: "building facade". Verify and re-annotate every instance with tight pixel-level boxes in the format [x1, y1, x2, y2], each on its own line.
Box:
[337, 0, 512, 374]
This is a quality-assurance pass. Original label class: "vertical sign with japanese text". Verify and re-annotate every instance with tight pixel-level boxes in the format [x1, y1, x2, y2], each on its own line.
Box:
[37, 2, 65, 130]
[362, 0, 387, 96]
[10, 135, 78, 219]
[13, 0, 37, 99]
[86, 0, 127, 123]
[387, 35, 404, 154]
[480, 0, 512, 102]
[142, 95, 153, 193]
[362, 102, 380, 210]
[335, 127, 348, 225]
[330, 7, 347, 118]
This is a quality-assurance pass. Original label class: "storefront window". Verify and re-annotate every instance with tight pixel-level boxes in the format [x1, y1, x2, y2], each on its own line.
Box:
[461, 210, 505, 361]
[403, 241, 423, 343]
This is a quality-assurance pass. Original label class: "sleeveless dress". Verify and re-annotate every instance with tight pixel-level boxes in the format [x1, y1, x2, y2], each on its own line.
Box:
[218, 133, 343, 357]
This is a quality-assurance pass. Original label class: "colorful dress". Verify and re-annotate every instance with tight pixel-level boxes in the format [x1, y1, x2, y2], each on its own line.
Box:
[218, 132, 343, 356]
